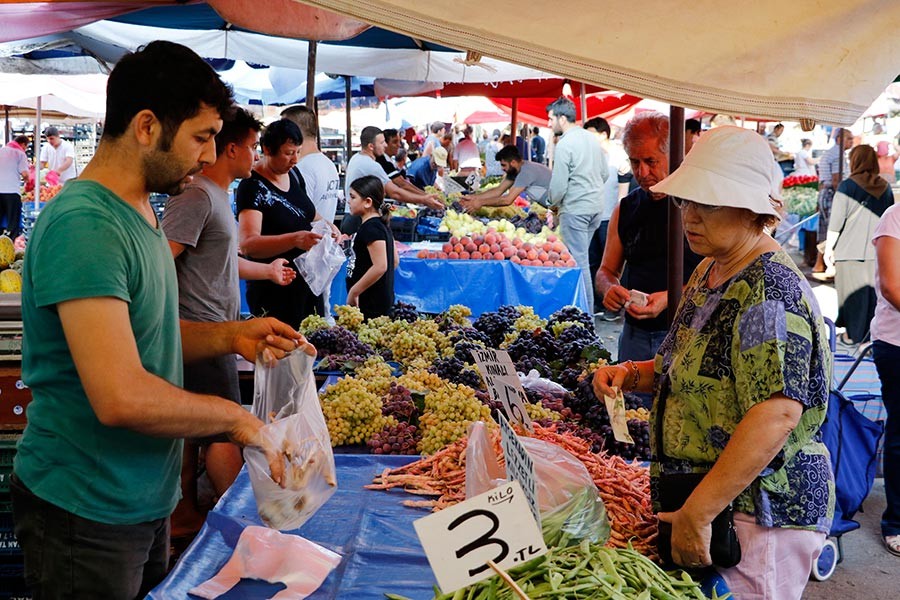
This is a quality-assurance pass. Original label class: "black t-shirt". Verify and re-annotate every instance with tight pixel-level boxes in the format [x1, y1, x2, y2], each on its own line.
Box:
[346, 217, 395, 319]
[235, 170, 316, 263]
[235, 170, 323, 327]
[376, 154, 401, 180]
[617, 188, 703, 332]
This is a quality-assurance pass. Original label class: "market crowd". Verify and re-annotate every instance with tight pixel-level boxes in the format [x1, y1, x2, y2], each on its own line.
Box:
[5, 38, 899, 600]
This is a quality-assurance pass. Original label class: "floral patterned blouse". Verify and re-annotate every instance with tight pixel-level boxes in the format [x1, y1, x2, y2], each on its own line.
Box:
[651, 250, 834, 533]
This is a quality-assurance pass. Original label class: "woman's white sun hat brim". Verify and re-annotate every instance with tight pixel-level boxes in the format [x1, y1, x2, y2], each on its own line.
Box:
[650, 125, 783, 218]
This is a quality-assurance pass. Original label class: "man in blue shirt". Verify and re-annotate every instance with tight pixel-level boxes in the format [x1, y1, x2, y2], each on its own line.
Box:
[406, 146, 448, 189]
[530, 126, 546, 164]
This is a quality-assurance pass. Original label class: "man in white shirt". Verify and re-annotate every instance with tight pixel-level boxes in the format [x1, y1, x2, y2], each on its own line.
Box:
[454, 126, 482, 175]
[39, 126, 77, 183]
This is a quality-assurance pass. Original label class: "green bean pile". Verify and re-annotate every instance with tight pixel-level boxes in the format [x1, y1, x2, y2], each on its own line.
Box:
[387, 541, 730, 600]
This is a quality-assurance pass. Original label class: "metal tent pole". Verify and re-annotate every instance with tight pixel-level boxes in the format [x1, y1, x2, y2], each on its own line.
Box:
[345, 75, 352, 167]
[580, 82, 587, 123]
[35, 97, 42, 212]
[666, 105, 685, 326]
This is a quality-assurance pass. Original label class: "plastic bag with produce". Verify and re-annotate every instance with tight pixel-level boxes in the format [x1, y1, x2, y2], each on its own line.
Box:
[246, 350, 337, 531]
[464, 421, 610, 548]
[293, 219, 346, 297]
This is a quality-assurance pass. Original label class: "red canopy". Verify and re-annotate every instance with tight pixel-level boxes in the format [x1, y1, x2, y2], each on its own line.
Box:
[462, 109, 512, 124]
[491, 92, 644, 126]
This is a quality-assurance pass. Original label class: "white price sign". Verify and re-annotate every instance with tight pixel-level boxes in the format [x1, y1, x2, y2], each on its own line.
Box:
[497, 412, 541, 529]
[414, 480, 547, 594]
[470, 347, 533, 431]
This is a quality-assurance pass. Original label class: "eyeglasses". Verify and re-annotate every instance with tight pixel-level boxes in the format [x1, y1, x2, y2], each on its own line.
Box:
[671, 197, 723, 213]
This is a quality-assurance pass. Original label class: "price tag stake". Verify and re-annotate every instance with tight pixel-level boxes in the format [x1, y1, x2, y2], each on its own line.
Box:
[414, 481, 547, 594]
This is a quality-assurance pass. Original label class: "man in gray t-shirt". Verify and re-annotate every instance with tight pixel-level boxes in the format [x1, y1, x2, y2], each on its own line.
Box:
[459, 145, 552, 213]
[161, 109, 295, 537]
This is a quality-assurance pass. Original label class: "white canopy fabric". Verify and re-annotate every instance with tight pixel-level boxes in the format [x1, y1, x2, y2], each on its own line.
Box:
[67, 20, 554, 83]
[294, 0, 900, 126]
[0, 73, 106, 117]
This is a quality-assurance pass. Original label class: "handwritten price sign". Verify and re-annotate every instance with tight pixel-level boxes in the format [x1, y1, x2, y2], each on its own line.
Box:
[471, 347, 533, 431]
[414, 480, 547, 593]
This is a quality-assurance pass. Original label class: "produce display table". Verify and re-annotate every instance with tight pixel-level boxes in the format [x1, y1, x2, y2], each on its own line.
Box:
[329, 255, 590, 318]
[149, 455, 437, 600]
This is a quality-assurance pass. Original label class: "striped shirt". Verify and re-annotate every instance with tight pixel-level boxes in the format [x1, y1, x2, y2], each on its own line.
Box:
[818, 144, 847, 187]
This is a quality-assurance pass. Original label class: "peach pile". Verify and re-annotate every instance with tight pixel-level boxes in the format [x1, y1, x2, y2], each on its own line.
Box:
[415, 230, 576, 267]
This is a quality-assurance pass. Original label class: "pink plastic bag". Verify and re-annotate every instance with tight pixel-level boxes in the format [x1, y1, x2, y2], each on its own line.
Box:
[189, 526, 341, 600]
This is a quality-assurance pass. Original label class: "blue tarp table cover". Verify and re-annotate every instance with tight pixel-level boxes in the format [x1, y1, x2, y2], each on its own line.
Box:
[149, 455, 438, 599]
[329, 256, 589, 318]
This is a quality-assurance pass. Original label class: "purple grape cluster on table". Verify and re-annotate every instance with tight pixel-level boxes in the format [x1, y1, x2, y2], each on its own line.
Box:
[429, 357, 483, 390]
[506, 329, 561, 363]
[381, 383, 417, 423]
[367, 422, 420, 455]
[515, 355, 553, 378]
[390, 301, 420, 323]
[548, 305, 595, 333]
[308, 326, 373, 358]
[472, 311, 514, 348]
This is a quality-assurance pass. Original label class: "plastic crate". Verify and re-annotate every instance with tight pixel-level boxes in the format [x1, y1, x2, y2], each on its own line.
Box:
[416, 231, 450, 242]
[0, 435, 19, 470]
[389, 216, 418, 242]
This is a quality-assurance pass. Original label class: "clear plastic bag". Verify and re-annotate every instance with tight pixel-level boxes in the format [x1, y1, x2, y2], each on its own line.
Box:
[245, 351, 337, 531]
[519, 369, 568, 396]
[293, 220, 345, 297]
[465, 421, 610, 547]
[189, 525, 341, 599]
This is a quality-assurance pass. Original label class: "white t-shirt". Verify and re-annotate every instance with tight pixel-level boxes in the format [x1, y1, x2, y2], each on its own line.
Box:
[40, 140, 77, 182]
[600, 143, 628, 221]
[793, 149, 816, 177]
[872, 204, 900, 347]
[344, 153, 390, 200]
[0, 146, 29, 194]
[296, 153, 340, 222]
[454, 138, 482, 170]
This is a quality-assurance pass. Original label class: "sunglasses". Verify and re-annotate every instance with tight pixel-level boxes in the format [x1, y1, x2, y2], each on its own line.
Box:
[671, 197, 723, 213]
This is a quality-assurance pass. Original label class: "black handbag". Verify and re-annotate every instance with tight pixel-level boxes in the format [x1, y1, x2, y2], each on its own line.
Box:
[655, 390, 742, 569]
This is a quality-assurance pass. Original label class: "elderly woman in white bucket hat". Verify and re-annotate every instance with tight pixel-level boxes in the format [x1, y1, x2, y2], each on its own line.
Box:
[594, 126, 834, 599]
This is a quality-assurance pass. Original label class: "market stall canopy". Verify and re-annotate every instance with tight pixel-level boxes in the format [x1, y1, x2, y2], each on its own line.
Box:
[0, 73, 106, 117]
[219, 62, 374, 105]
[0, 2, 555, 82]
[461, 109, 512, 125]
[292, 0, 900, 126]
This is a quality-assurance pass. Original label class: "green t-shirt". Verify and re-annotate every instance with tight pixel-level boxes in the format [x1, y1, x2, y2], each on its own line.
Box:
[15, 180, 184, 525]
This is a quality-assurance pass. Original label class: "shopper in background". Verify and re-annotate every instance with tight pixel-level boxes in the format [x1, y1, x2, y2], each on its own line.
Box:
[422, 121, 444, 157]
[484, 129, 504, 177]
[594, 127, 833, 600]
[547, 96, 608, 311]
[0, 137, 29, 237]
[824, 144, 894, 344]
[454, 125, 482, 175]
[813, 128, 854, 274]
[876, 140, 899, 184]
[282, 105, 340, 225]
[39, 125, 78, 183]
[584, 116, 628, 317]
[407, 146, 449, 190]
[237, 118, 337, 328]
[684, 118, 702, 154]
[531, 126, 547, 164]
[378, 128, 426, 196]
[345, 175, 398, 319]
[792, 138, 818, 177]
[162, 107, 296, 539]
[12, 41, 304, 599]
[596, 112, 702, 362]
[872, 200, 900, 558]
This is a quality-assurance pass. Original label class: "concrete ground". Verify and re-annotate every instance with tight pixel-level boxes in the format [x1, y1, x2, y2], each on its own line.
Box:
[591, 244, 898, 598]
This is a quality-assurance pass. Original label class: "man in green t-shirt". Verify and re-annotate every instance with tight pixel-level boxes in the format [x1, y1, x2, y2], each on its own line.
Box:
[11, 41, 306, 599]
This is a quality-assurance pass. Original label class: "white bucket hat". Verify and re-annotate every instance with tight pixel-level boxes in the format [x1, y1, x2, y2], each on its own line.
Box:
[432, 146, 449, 168]
[650, 125, 783, 218]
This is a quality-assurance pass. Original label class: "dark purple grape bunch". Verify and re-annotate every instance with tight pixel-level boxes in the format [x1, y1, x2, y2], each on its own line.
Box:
[390, 301, 420, 323]
[472, 311, 515, 348]
[429, 357, 484, 391]
[548, 306, 595, 334]
[367, 422, 420, 455]
[515, 355, 552, 379]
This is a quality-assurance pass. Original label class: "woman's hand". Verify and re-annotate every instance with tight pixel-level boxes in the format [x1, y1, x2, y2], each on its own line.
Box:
[346, 289, 360, 307]
[657, 508, 713, 569]
[267, 258, 297, 286]
[294, 230, 323, 251]
[592, 364, 629, 399]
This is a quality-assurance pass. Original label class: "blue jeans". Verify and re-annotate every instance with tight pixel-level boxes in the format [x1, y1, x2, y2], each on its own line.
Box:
[618, 321, 668, 363]
[559, 212, 602, 311]
[874, 340, 900, 537]
[11, 473, 170, 599]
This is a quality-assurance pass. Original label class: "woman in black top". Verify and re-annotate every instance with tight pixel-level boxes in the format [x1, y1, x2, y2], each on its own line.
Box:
[236, 119, 337, 328]
[346, 175, 398, 319]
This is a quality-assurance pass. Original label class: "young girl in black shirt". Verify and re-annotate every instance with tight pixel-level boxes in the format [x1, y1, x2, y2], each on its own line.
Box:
[345, 176, 398, 319]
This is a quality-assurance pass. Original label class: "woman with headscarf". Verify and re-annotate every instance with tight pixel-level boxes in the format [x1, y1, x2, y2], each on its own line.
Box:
[593, 126, 833, 600]
[824, 144, 895, 344]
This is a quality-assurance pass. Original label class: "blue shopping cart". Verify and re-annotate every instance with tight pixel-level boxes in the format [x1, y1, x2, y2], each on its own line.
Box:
[811, 321, 885, 581]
